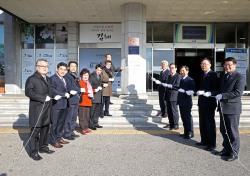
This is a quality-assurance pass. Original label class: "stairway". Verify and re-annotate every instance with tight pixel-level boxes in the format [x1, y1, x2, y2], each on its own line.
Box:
[0, 94, 250, 128]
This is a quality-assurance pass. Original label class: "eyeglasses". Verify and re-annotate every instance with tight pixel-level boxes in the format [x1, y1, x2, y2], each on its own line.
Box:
[200, 63, 210, 66]
[37, 65, 49, 68]
[223, 64, 234, 67]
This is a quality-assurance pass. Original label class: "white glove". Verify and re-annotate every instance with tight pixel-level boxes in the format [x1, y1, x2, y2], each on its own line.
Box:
[178, 89, 185, 93]
[95, 88, 100, 92]
[98, 86, 102, 90]
[161, 83, 168, 87]
[186, 90, 194, 96]
[45, 96, 51, 102]
[216, 94, 222, 101]
[197, 90, 205, 95]
[167, 84, 173, 89]
[103, 83, 108, 88]
[88, 89, 92, 93]
[70, 90, 78, 95]
[155, 80, 161, 85]
[109, 78, 114, 81]
[54, 95, 62, 100]
[151, 78, 156, 81]
[203, 92, 211, 97]
[65, 93, 70, 98]
[80, 88, 86, 92]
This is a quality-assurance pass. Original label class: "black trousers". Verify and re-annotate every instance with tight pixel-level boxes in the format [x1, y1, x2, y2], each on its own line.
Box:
[198, 106, 216, 147]
[50, 108, 67, 144]
[220, 113, 240, 155]
[29, 125, 49, 155]
[158, 90, 167, 115]
[179, 105, 193, 134]
[101, 96, 110, 115]
[167, 100, 179, 127]
[64, 104, 79, 137]
[89, 103, 101, 127]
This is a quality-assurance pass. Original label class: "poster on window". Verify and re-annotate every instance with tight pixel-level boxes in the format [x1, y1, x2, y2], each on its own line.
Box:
[36, 49, 55, 77]
[79, 48, 121, 92]
[56, 24, 68, 43]
[55, 49, 68, 65]
[22, 49, 35, 89]
[35, 24, 55, 43]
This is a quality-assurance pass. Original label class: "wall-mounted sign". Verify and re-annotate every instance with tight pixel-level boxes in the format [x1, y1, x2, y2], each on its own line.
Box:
[175, 23, 214, 43]
[79, 24, 121, 43]
[22, 49, 35, 89]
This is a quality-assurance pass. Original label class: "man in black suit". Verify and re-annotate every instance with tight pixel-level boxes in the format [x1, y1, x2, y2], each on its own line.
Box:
[155, 60, 170, 117]
[50, 62, 70, 148]
[177, 66, 195, 139]
[214, 57, 245, 161]
[162, 63, 181, 130]
[25, 59, 54, 161]
[89, 64, 103, 130]
[64, 61, 81, 140]
[196, 58, 219, 151]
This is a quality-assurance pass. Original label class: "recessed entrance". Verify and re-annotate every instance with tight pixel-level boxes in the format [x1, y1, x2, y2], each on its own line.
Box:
[175, 48, 214, 89]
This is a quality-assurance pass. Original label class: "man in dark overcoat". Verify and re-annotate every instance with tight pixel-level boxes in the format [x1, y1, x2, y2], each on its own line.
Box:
[25, 59, 54, 161]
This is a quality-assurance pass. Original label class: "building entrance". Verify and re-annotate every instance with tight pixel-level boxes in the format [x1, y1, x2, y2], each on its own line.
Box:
[175, 48, 214, 89]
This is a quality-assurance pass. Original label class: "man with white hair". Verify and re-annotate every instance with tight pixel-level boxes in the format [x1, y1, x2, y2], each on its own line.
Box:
[156, 60, 170, 117]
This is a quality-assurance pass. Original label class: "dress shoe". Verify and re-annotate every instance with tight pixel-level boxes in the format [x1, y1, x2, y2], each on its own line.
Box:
[39, 148, 55, 154]
[225, 155, 238, 162]
[179, 133, 185, 137]
[156, 112, 162, 116]
[81, 130, 88, 135]
[59, 139, 69, 144]
[72, 133, 80, 138]
[169, 126, 179, 130]
[30, 151, 43, 161]
[86, 129, 92, 133]
[100, 114, 104, 118]
[64, 135, 75, 140]
[109, 102, 114, 105]
[51, 142, 63, 148]
[205, 146, 216, 151]
[196, 142, 208, 146]
[95, 125, 103, 128]
[184, 133, 194, 139]
[104, 114, 112, 116]
[214, 150, 230, 156]
[89, 126, 97, 130]
[161, 114, 167, 118]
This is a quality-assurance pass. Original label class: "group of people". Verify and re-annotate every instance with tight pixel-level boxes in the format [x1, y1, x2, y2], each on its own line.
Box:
[153, 57, 245, 162]
[25, 54, 120, 161]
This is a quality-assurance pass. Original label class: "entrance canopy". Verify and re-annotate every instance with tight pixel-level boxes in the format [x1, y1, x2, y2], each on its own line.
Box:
[0, 0, 250, 23]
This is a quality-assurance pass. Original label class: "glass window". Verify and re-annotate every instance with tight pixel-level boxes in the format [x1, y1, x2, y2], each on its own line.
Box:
[147, 22, 173, 43]
[216, 23, 236, 43]
[0, 23, 4, 75]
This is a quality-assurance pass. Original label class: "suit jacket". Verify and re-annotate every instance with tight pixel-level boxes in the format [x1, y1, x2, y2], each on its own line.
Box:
[50, 73, 68, 109]
[166, 73, 182, 101]
[25, 71, 52, 127]
[65, 72, 80, 105]
[158, 69, 170, 92]
[177, 76, 195, 108]
[89, 72, 103, 103]
[198, 70, 219, 108]
[219, 71, 245, 114]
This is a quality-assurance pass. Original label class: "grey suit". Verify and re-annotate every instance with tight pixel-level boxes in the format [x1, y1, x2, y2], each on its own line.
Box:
[89, 72, 103, 127]
[217, 71, 245, 155]
[165, 73, 182, 128]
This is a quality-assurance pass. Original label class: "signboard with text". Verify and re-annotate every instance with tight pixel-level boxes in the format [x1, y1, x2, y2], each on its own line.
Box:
[79, 24, 121, 43]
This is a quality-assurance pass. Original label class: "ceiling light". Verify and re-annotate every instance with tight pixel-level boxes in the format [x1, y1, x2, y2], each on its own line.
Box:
[221, 1, 228, 4]
[0, 10, 3, 14]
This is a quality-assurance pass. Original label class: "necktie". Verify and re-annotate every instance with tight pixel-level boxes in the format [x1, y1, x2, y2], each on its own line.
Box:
[62, 77, 66, 88]
[202, 73, 206, 80]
